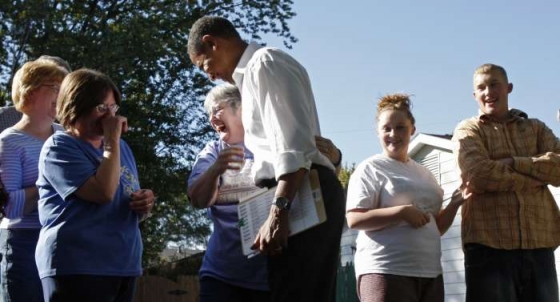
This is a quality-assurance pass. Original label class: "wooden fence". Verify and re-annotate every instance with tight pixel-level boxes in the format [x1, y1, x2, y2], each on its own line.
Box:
[133, 275, 199, 302]
[133, 261, 359, 301]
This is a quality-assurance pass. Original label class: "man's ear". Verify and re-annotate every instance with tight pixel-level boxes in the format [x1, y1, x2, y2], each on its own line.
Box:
[202, 35, 216, 50]
[508, 83, 513, 94]
[411, 125, 416, 136]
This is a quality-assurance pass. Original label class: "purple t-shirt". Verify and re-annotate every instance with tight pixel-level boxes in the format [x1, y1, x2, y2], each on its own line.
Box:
[188, 140, 268, 291]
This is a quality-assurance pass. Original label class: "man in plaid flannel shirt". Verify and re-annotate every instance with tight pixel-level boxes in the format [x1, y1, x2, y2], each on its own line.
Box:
[453, 63, 560, 302]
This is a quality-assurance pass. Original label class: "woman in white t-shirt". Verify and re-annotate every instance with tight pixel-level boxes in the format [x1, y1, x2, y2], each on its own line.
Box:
[346, 93, 471, 302]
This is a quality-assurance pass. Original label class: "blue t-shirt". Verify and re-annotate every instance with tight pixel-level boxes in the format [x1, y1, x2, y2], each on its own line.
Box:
[188, 140, 268, 291]
[35, 132, 142, 278]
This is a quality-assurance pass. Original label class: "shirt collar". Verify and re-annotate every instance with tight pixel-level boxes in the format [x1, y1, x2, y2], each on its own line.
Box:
[232, 42, 263, 89]
[478, 108, 528, 123]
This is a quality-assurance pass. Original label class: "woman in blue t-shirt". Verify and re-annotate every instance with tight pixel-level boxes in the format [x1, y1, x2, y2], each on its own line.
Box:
[35, 69, 155, 302]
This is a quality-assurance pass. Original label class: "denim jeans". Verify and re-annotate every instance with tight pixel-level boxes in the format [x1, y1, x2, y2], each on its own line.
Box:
[464, 243, 559, 302]
[42, 275, 137, 302]
[0, 228, 43, 302]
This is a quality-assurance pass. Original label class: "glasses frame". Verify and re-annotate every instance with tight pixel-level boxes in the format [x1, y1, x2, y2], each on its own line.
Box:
[95, 104, 120, 114]
[41, 84, 60, 94]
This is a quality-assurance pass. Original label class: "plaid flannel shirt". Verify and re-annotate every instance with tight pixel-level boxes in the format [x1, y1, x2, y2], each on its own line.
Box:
[453, 109, 560, 249]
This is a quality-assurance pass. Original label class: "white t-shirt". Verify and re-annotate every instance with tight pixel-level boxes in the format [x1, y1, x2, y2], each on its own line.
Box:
[346, 154, 444, 278]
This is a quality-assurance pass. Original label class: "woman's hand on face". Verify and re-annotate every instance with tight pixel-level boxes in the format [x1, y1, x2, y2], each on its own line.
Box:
[102, 115, 128, 141]
[399, 205, 430, 228]
[129, 189, 155, 215]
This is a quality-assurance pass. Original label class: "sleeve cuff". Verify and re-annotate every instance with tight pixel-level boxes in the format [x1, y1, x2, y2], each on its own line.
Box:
[513, 156, 533, 175]
[333, 148, 342, 167]
[275, 151, 312, 179]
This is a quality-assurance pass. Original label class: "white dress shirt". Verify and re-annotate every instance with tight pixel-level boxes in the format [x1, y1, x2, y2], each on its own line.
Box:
[232, 42, 334, 183]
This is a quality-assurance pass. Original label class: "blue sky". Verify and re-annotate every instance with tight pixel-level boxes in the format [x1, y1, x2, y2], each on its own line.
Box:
[262, 0, 560, 166]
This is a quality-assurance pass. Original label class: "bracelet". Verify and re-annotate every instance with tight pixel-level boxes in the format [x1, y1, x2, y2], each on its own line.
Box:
[103, 141, 114, 153]
[333, 148, 342, 167]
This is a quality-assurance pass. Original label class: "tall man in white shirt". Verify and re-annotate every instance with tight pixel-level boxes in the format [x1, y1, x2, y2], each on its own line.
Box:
[188, 16, 346, 302]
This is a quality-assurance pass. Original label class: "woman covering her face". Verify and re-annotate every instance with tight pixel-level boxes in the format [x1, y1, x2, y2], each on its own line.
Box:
[35, 69, 154, 302]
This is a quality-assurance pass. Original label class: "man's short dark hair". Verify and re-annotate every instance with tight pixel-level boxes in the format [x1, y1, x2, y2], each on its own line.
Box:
[187, 16, 241, 56]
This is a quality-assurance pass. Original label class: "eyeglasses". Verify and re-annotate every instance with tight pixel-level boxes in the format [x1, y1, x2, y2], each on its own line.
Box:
[95, 104, 119, 113]
[42, 84, 60, 94]
[211, 105, 225, 116]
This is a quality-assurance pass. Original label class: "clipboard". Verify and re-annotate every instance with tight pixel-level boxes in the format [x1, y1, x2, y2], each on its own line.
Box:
[237, 169, 327, 256]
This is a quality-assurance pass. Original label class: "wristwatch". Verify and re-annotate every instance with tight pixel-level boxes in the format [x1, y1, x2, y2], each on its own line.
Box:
[272, 196, 291, 211]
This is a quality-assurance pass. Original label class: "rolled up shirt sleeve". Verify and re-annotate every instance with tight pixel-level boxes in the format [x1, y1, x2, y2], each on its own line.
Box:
[512, 120, 560, 186]
[249, 56, 317, 179]
[452, 119, 532, 192]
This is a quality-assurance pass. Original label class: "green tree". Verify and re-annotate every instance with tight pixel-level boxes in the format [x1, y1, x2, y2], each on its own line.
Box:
[0, 0, 297, 267]
[338, 163, 356, 192]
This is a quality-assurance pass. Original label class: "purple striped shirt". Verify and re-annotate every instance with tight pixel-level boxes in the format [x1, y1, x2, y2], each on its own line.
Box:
[0, 124, 63, 229]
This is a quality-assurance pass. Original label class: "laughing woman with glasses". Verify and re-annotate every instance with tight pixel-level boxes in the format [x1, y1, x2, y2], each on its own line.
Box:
[0, 59, 68, 302]
[35, 68, 154, 302]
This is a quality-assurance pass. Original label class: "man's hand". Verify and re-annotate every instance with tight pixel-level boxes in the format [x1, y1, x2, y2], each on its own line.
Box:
[251, 207, 289, 256]
[496, 158, 545, 189]
[527, 177, 546, 188]
[497, 157, 514, 168]
[315, 136, 341, 165]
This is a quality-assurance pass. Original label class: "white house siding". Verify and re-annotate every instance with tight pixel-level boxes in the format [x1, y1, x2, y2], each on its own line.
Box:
[339, 134, 560, 302]
[413, 145, 466, 302]
[551, 184, 560, 297]
[340, 226, 358, 266]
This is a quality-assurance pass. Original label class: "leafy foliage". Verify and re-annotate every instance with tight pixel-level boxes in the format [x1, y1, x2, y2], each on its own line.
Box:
[338, 163, 356, 192]
[0, 0, 297, 267]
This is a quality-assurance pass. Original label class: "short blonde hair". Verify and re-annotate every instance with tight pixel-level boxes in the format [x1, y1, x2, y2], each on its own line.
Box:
[376, 93, 415, 125]
[36, 55, 72, 73]
[11, 60, 68, 112]
[474, 63, 508, 83]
